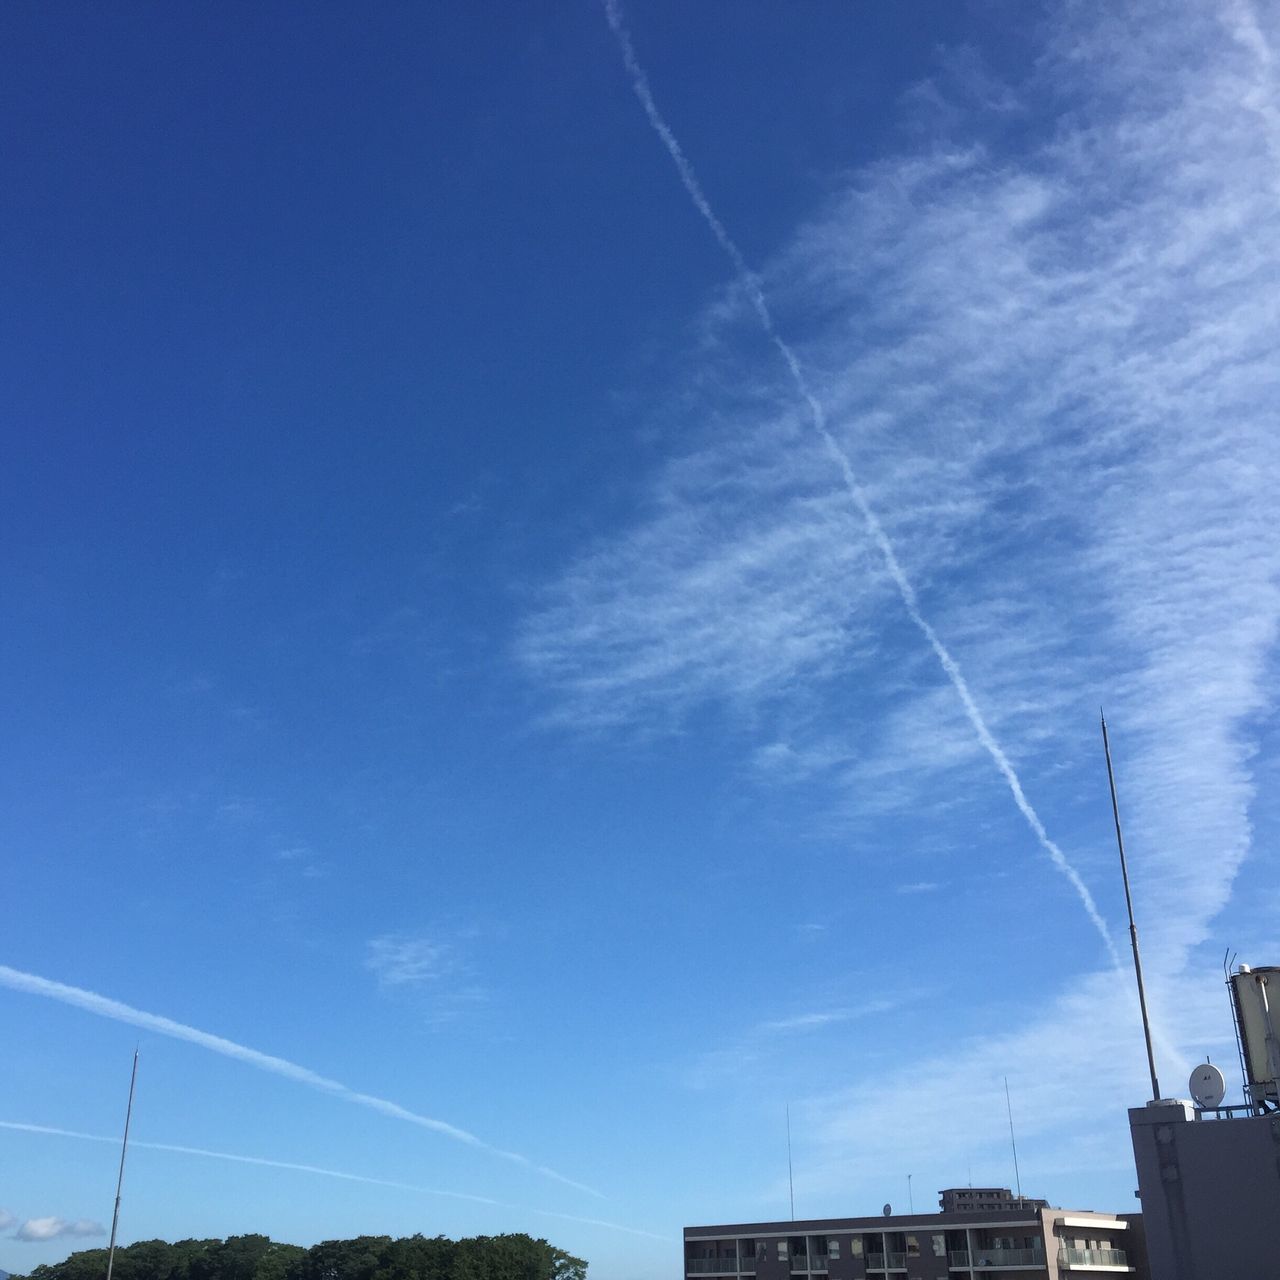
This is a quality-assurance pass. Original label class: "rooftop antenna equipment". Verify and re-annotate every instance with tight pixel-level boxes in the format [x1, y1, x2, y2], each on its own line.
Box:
[1188, 1061, 1226, 1110]
[1003, 1076, 1022, 1198]
[1228, 964, 1280, 1109]
[1225, 948, 1251, 1110]
[786, 1104, 795, 1221]
[1101, 712, 1162, 1101]
[105, 1049, 139, 1280]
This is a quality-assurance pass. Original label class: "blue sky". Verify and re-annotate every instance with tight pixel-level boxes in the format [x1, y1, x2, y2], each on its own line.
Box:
[3, 1, 1279, 1276]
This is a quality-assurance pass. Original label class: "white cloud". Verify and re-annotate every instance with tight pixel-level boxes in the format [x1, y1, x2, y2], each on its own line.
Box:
[528, 0, 1280, 966]
[686, 1000, 902, 1091]
[364, 936, 455, 987]
[13, 1217, 104, 1242]
[534, 0, 1280, 1206]
[758, 1004, 896, 1034]
[364, 935, 488, 1031]
[0, 1208, 14, 1231]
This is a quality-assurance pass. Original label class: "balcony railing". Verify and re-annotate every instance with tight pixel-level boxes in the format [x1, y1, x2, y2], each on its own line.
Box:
[685, 1259, 763, 1276]
[949, 1252, 970, 1268]
[865, 1255, 885, 1270]
[971, 1249, 1047, 1267]
[864, 1256, 905, 1271]
[1059, 1247, 1128, 1268]
[790, 1256, 829, 1273]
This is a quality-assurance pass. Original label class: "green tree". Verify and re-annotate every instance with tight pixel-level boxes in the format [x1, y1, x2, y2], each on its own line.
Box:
[11, 1230, 585, 1280]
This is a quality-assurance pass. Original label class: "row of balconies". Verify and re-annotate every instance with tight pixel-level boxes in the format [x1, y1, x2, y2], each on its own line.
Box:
[688, 1244, 1128, 1275]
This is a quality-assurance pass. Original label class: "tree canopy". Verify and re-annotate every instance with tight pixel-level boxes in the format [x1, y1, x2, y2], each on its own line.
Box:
[14, 1233, 586, 1280]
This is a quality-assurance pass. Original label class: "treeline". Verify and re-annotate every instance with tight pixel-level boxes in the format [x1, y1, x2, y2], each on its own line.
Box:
[16, 1233, 586, 1280]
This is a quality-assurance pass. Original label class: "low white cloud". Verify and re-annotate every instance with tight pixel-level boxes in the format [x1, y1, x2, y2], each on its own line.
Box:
[786, 962, 1237, 1210]
[13, 1217, 104, 1242]
[0, 1208, 15, 1230]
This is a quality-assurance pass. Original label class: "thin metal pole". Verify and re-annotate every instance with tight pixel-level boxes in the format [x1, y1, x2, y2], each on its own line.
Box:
[907, 1173, 913, 1214]
[1003, 1077, 1022, 1199]
[786, 1105, 795, 1220]
[105, 1049, 139, 1280]
[1101, 712, 1162, 1101]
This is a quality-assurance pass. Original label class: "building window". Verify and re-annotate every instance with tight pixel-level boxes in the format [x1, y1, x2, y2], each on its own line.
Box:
[850, 1238, 863, 1257]
[931, 1236, 944, 1259]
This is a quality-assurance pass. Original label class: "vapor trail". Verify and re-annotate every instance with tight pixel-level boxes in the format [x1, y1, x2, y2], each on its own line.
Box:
[0, 1122, 667, 1242]
[0, 966, 602, 1199]
[601, 0, 1119, 964]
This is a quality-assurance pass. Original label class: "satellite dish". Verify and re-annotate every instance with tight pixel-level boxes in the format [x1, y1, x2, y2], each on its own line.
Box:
[1189, 1062, 1226, 1109]
[882, 1203, 892, 1218]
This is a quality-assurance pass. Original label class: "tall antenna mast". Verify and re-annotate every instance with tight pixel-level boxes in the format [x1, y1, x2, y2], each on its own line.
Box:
[786, 1104, 795, 1220]
[1101, 712, 1162, 1101]
[1003, 1076, 1022, 1199]
[105, 1049, 139, 1280]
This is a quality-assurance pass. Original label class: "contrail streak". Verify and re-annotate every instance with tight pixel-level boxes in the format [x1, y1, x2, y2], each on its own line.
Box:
[0, 1122, 667, 1242]
[0, 966, 602, 1199]
[601, 0, 1119, 965]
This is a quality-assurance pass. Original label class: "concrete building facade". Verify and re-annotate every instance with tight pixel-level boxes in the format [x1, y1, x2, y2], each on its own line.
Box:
[1128, 1099, 1280, 1278]
[685, 1190, 1144, 1280]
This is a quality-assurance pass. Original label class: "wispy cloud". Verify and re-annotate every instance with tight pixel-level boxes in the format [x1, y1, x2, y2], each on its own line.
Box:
[757, 1004, 896, 1034]
[686, 999, 900, 1090]
[785, 963, 1234, 1209]
[12, 1217, 104, 1242]
[0, 1209, 15, 1231]
[275, 844, 327, 880]
[0, 1122, 666, 1242]
[896, 882, 941, 895]
[0, 964, 598, 1199]
[364, 934, 488, 1028]
[366, 936, 456, 987]
[598, 0, 1118, 963]
[532, 0, 1280, 969]
[535, 0, 1280, 1202]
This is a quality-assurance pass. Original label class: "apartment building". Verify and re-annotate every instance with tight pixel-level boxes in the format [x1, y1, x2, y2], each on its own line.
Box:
[684, 1189, 1144, 1280]
[937, 1190, 1048, 1215]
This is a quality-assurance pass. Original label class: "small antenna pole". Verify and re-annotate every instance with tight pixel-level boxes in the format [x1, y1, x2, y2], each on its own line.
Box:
[1102, 712, 1162, 1101]
[786, 1105, 795, 1221]
[1225, 948, 1251, 1110]
[1003, 1076, 1022, 1199]
[105, 1049, 139, 1280]
[907, 1173, 914, 1215]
